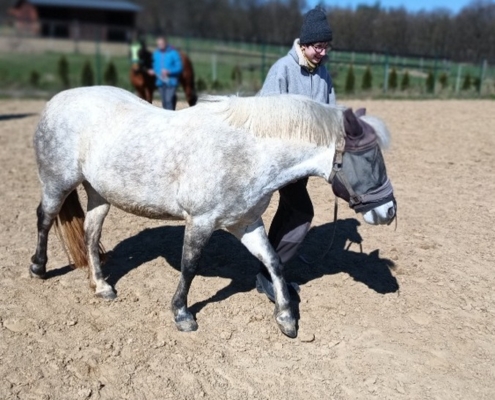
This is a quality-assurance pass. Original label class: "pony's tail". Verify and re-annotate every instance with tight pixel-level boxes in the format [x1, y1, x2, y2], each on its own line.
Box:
[54, 190, 105, 269]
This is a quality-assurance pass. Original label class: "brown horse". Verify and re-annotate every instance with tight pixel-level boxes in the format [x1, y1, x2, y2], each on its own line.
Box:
[130, 51, 198, 107]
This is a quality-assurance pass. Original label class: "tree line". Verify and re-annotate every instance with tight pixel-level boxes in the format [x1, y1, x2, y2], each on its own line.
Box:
[0, 0, 493, 63]
[135, 0, 495, 63]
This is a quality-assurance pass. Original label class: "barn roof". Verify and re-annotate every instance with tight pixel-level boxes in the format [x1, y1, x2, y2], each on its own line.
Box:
[24, 0, 141, 12]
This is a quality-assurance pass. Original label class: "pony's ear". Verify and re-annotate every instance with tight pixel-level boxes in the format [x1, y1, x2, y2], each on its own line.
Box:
[343, 108, 363, 138]
[355, 108, 366, 117]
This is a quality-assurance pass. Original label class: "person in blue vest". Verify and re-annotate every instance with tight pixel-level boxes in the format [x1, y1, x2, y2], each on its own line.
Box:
[148, 36, 183, 110]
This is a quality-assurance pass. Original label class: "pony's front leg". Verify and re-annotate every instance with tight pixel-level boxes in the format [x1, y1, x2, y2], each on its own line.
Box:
[171, 218, 213, 332]
[229, 219, 297, 338]
[83, 183, 114, 300]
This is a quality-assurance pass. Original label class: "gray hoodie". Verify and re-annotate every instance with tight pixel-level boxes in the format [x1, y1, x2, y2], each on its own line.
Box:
[259, 39, 336, 105]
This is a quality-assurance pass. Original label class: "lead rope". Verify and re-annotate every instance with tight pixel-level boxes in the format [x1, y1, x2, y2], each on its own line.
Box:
[298, 140, 344, 266]
[298, 195, 340, 265]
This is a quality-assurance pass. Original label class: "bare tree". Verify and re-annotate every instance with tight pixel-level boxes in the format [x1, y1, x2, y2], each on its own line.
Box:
[127, 0, 495, 62]
[452, 0, 495, 62]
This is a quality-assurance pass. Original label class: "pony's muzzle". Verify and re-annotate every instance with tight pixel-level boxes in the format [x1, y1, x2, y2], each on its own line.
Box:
[387, 204, 396, 219]
[362, 200, 396, 225]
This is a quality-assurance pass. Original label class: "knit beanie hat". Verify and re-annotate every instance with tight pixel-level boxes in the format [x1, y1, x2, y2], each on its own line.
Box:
[299, 8, 333, 45]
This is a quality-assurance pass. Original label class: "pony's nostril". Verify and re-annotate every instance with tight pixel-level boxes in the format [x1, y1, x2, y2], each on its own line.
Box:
[387, 206, 395, 218]
[371, 209, 377, 223]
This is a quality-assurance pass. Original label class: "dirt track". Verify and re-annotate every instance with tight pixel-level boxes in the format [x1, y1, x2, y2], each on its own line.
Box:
[1, 97, 494, 399]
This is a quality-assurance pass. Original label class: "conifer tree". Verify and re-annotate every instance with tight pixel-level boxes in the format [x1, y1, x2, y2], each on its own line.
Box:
[81, 60, 94, 87]
[231, 64, 242, 86]
[196, 77, 207, 92]
[426, 70, 435, 93]
[462, 73, 471, 91]
[400, 71, 410, 91]
[58, 56, 70, 88]
[361, 66, 372, 91]
[388, 68, 398, 90]
[29, 70, 40, 87]
[104, 61, 118, 86]
[473, 76, 481, 92]
[438, 72, 448, 90]
[345, 64, 355, 94]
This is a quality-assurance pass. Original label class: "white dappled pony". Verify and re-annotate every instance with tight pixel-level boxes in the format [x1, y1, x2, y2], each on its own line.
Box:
[30, 86, 396, 338]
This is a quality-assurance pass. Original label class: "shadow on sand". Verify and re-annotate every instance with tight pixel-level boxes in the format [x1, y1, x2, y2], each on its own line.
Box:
[0, 113, 37, 121]
[45, 218, 398, 328]
[93, 218, 399, 318]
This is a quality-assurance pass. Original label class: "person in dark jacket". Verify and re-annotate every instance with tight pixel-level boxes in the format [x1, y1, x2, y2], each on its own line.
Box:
[256, 7, 335, 301]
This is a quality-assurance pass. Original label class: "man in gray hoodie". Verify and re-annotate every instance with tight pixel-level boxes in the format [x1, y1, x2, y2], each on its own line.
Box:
[256, 7, 335, 301]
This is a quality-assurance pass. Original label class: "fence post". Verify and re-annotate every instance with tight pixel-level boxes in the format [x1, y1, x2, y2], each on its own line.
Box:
[95, 29, 102, 85]
[455, 63, 462, 94]
[433, 56, 438, 94]
[383, 53, 389, 93]
[211, 53, 217, 82]
[261, 42, 266, 83]
[185, 35, 191, 54]
[478, 59, 487, 95]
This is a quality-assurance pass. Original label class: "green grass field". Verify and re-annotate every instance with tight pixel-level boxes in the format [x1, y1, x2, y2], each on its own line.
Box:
[0, 35, 493, 99]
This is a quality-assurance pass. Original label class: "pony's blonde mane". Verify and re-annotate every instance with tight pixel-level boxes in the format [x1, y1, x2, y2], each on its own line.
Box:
[198, 94, 345, 146]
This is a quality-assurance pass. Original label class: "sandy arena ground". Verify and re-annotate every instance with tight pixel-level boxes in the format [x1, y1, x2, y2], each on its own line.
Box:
[0, 96, 494, 400]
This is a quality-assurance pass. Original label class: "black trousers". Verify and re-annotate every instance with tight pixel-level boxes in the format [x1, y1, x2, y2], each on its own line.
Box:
[261, 178, 314, 277]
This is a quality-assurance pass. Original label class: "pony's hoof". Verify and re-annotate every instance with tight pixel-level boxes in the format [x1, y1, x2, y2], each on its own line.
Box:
[175, 316, 198, 332]
[95, 289, 117, 301]
[276, 314, 297, 338]
[29, 264, 46, 279]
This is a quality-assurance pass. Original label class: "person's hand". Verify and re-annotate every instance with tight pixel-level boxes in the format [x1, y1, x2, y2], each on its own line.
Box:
[161, 69, 169, 79]
[147, 69, 155, 76]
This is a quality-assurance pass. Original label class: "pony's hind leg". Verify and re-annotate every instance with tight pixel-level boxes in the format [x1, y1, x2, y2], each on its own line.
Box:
[144, 86, 153, 103]
[83, 182, 114, 300]
[228, 219, 297, 338]
[30, 202, 57, 278]
[30, 180, 74, 278]
[171, 218, 214, 332]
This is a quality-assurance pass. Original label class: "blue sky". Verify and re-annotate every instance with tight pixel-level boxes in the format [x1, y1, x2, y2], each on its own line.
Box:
[307, 0, 477, 14]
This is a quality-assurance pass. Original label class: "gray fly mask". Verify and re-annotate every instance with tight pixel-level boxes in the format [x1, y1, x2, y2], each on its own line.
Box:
[329, 108, 396, 220]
